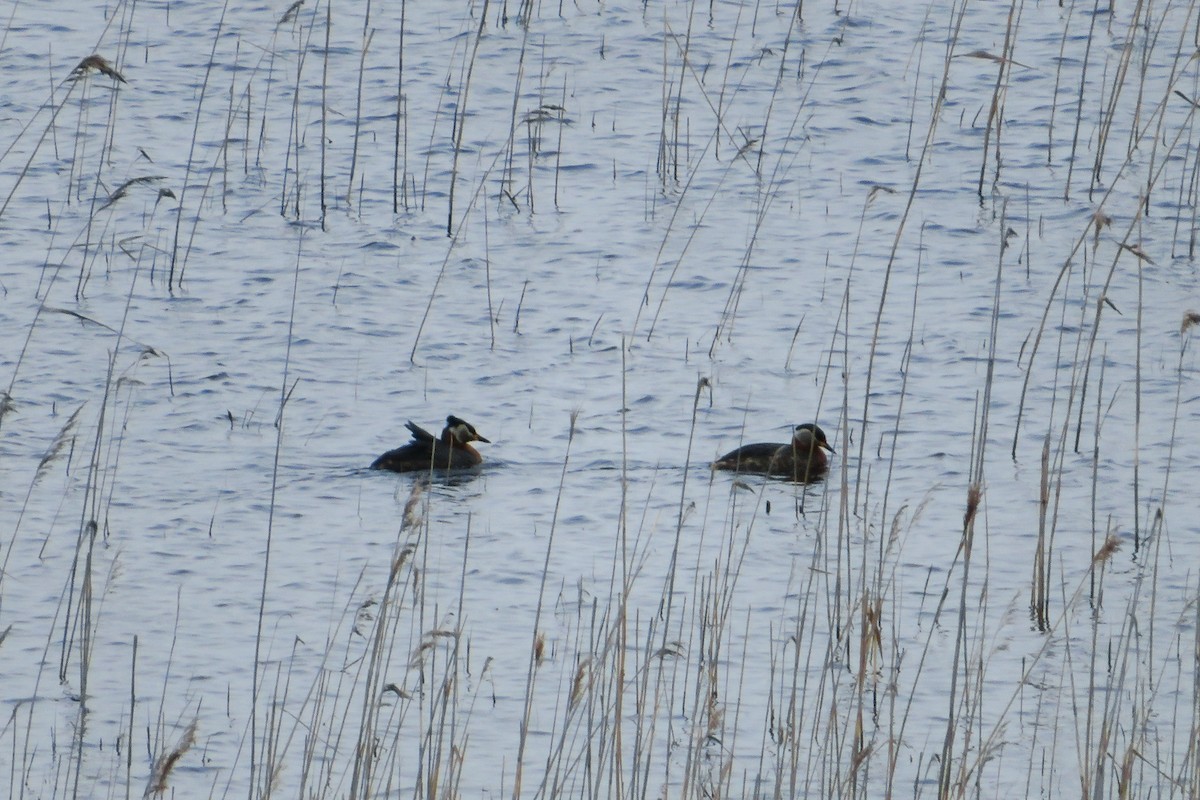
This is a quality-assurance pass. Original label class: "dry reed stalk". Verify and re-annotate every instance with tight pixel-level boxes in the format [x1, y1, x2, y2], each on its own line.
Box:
[973, 2, 1020, 201]
[512, 412, 578, 799]
[168, 5, 229, 291]
[0, 59, 98, 220]
[143, 719, 197, 797]
[319, 1, 331, 225]
[1015, 30, 1199, 461]
[222, 44, 236, 212]
[852, 3, 967, 521]
[34, 403, 84, 484]
[392, 0, 408, 213]
[446, 5, 488, 236]
[345, 2, 374, 214]
[874, 219, 923, 533]
[1032, 435, 1050, 630]
[551, 78, 566, 209]
[248, 230, 304, 796]
[935, 186, 1013, 794]
[276, 4, 322, 219]
[409, 131, 516, 361]
[349, 478, 427, 799]
[498, 30, 525, 212]
[483, 204, 496, 349]
[125, 635, 137, 791]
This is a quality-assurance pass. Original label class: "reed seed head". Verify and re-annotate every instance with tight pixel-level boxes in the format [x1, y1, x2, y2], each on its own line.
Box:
[1092, 534, 1121, 564]
[146, 719, 197, 795]
[963, 483, 982, 531]
[72, 54, 126, 83]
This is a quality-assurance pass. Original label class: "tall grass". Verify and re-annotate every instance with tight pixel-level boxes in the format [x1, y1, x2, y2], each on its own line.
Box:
[1, 2, 1197, 799]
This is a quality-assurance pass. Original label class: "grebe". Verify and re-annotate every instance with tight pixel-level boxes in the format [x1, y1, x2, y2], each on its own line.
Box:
[711, 422, 834, 482]
[371, 416, 491, 473]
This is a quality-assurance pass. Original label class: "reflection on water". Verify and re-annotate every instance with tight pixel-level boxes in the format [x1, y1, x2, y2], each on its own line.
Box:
[1, 1, 1197, 797]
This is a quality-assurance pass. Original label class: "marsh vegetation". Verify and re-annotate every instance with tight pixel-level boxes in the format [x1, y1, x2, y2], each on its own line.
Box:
[1, 1, 1197, 798]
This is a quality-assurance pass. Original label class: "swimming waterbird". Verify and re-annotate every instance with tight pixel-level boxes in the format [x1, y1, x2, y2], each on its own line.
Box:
[371, 416, 491, 473]
[711, 422, 834, 482]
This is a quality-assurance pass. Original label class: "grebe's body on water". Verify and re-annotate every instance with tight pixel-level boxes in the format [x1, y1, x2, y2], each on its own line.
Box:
[371, 416, 491, 473]
[711, 423, 834, 482]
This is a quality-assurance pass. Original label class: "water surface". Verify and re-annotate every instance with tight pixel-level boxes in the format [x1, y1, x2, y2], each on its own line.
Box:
[1, 1, 1197, 797]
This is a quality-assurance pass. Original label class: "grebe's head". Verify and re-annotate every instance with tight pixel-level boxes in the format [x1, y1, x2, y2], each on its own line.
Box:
[793, 423, 834, 454]
[445, 416, 491, 445]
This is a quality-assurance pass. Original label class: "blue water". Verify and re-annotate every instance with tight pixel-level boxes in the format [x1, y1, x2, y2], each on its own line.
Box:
[2, 1, 1197, 797]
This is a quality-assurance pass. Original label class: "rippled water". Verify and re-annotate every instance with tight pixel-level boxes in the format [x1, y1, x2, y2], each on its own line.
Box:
[2, 1, 1198, 798]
